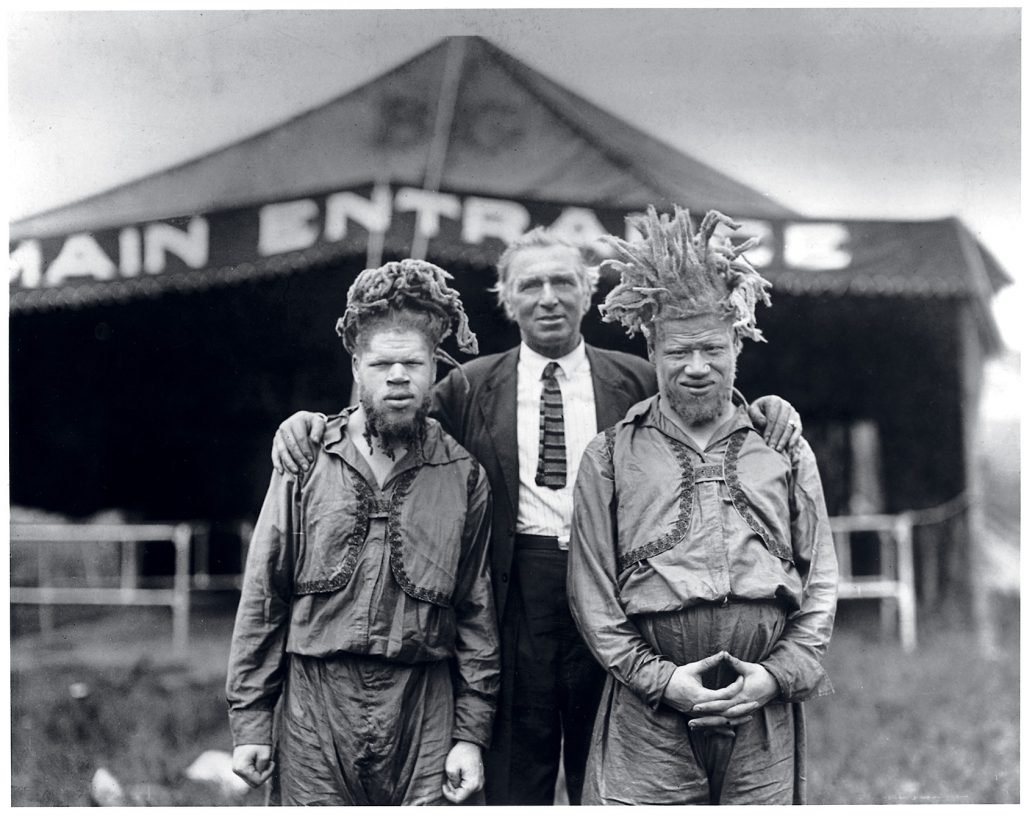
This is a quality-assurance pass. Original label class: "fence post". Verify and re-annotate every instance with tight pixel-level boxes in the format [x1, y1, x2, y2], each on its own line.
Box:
[120, 538, 139, 598]
[895, 513, 917, 652]
[193, 525, 211, 590]
[172, 525, 192, 655]
[36, 546, 55, 640]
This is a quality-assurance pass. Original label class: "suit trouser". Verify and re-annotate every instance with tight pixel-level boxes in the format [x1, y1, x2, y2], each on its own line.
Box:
[485, 538, 606, 805]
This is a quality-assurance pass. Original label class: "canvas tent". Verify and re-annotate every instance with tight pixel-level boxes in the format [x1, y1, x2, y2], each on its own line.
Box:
[9, 36, 1010, 607]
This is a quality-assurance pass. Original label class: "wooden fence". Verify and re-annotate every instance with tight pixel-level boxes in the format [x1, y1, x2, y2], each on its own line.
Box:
[10, 522, 198, 654]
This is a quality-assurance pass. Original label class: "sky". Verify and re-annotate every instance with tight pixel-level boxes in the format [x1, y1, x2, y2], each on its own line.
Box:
[6, 6, 1022, 347]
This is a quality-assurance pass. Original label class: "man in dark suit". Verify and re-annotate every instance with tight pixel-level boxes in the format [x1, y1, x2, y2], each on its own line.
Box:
[271, 228, 801, 805]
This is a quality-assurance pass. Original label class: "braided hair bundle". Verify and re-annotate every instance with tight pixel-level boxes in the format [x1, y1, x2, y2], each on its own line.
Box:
[337, 259, 478, 367]
[598, 205, 772, 344]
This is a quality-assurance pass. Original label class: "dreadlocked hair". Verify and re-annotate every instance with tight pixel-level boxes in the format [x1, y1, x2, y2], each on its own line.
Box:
[598, 205, 772, 344]
[337, 259, 478, 361]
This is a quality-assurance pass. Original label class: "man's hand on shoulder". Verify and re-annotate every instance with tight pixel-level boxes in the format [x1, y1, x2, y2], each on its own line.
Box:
[442, 740, 484, 804]
[271, 411, 327, 475]
[232, 743, 274, 788]
[748, 395, 802, 452]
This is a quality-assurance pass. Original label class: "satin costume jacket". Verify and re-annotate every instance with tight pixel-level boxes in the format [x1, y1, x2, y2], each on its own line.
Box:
[227, 412, 500, 749]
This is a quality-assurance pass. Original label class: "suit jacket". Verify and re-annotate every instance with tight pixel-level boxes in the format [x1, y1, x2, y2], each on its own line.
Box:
[432, 343, 658, 622]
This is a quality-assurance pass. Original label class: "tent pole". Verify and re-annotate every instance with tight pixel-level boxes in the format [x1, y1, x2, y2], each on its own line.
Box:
[411, 37, 466, 260]
[952, 220, 1002, 656]
[958, 305, 991, 655]
[365, 178, 389, 269]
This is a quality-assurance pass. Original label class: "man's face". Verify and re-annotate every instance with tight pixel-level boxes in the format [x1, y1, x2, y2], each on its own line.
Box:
[504, 245, 590, 359]
[353, 326, 436, 448]
[653, 314, 738, 428]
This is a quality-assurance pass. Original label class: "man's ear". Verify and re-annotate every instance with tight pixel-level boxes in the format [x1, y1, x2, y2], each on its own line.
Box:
[351, 354, 360, 385]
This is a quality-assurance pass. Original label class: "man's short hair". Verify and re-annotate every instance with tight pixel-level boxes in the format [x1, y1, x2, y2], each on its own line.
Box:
[491, 227, 599, 319]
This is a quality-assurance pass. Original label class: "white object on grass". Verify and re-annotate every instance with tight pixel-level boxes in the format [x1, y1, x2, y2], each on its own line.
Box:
[184, 749, 250, 798]
[91, 767, 126, 807]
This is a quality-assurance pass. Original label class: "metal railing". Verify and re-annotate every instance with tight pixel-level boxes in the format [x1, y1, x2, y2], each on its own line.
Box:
[9, 522, 196, 654]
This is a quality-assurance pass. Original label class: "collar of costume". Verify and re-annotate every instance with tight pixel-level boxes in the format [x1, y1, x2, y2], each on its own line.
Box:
[321, 406, 470, 466]
[622, 388, 753, 438]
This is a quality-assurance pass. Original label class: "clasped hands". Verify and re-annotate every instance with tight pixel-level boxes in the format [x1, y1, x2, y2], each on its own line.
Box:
[661, 650, 780, 732]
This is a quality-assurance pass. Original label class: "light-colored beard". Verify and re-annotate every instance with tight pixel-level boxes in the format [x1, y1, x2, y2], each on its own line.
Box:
[360, 388, 430, 458]
[669, 380, 732, 428]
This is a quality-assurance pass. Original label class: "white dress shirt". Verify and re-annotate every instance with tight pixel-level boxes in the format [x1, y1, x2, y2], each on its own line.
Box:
[515, 341, 598, 545]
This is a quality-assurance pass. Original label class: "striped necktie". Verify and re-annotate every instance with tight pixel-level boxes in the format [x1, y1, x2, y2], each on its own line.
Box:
[536, 362, 567, 489]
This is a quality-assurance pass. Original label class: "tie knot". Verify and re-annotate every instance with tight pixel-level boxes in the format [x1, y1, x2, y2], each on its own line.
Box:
[542, 361, 561, 381]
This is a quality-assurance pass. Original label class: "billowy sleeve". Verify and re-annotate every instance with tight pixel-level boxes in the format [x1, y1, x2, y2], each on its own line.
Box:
[567, 432, 677, 708]
[225, 469, 298, 745]
[760, 438, 839, 701]
[450, 462, 500, 747]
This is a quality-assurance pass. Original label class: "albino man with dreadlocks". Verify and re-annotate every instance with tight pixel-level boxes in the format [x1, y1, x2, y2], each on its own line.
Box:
[567, 207, 839, 805]
[226, 260, 499, 805]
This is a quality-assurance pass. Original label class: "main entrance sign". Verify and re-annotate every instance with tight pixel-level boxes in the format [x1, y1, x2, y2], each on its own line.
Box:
[10, 182, 854, 303]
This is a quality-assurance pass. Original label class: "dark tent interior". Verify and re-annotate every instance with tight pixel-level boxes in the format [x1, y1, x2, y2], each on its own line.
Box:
[10, 255, 967, 536]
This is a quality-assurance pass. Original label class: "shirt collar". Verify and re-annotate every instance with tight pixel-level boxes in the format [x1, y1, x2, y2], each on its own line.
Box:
[624, 388, 755, 445]
[518, 339, 589, 381]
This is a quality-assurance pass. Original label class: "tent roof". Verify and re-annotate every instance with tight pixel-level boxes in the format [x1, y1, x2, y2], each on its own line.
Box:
[9, 36, 1008, 355]
[11, 36, 796, 241]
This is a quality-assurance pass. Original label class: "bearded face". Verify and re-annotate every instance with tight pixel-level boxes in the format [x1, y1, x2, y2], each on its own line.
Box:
[651, 314, 738, 430]
[361, 392, 430, 457]
[353, 326, 436, 458]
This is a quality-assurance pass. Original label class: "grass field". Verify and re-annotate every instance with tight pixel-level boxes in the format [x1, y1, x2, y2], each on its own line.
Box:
[807, 605, 1019, 804]
[10, 596, 1020, 805]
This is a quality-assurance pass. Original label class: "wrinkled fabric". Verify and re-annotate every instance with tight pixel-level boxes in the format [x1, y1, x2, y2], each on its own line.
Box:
[583, 602, 801, 805]
[568, 396, 838, 710]
[567, 394, 838, 805]
[274, 652, 453, 805]
[226, 410, 499, 752]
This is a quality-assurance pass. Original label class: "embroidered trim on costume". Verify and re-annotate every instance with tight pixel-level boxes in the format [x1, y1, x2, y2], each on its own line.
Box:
[603, 426, 616, 461]
[387, 467, 454, 608]
[367, 497, 392, 518]
[693, 463, 725, 482]
[618, 438, 694, 570]
[294, 474, 373, 595]
[467, 458, 480, 498]
[723, 430, 793, 564]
